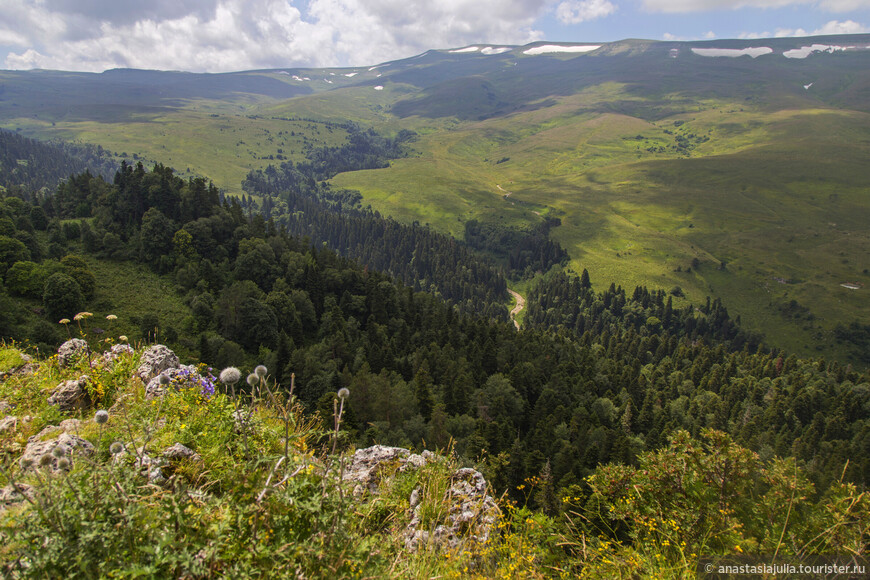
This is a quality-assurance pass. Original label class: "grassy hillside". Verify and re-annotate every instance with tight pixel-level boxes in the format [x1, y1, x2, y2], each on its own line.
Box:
[2, 36, 870, 362]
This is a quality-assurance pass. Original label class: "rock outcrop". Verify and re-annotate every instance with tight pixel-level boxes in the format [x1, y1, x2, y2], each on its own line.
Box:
[135, 345, 180, 383]
[57, 339, 89, 367]
[342, 445, 500, 551]
[21, 431, 95, 471]
[47, 375, 91, 411]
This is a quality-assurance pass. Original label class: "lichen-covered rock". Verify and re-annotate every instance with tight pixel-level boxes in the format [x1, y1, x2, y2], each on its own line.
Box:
[0, 415, 18, 434]
[343, 445, 411, 495]
[135, 345, 180, 383]
[47, 375, 90, 411]
[20, 432, 95, 471]
[0, 483, 35, 509]
[403, 467, 500, 551]
[100, 343, 135, 367]
[144, 364, 205, 398]
[57, 339, 90, 367]
[163, 443, 202, 463]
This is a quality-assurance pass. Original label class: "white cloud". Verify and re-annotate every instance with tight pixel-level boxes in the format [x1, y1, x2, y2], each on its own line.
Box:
[642, 0, 870, 11]
[1, 0, 554, 72]
[814, 19, 868, 33]
[555, 0, 617, 24]
[740, 19, 866, 39]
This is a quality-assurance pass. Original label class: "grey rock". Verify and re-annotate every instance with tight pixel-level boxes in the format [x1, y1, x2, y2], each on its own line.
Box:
[0, 401, 12, 413]
[163, 443, 202, 463]
[403, 466, 499, 551]
[343, 445, 411, 495]
[145, 364, 203, 398]
[21, 432, 95, 471]
[47, 375, 91, 411]
[57, 339, 90, 367]
[0, 483, 35, 509]
[0, 415, 18, 434]
[100, 343, 135, 367]
[135, 345, 180, 383]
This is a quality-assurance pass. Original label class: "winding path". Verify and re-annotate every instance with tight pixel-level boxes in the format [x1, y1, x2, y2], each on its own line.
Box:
[508, 289, 525, 330]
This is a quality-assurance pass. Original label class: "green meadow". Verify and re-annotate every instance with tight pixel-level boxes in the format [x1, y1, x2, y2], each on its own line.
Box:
[2, 42, 870, 363]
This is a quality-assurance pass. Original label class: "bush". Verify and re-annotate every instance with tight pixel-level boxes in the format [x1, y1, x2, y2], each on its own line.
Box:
[42, 272, 84, 320]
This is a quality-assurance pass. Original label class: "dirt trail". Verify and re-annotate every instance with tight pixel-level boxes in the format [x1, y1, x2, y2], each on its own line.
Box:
[508, 289, 525, 330]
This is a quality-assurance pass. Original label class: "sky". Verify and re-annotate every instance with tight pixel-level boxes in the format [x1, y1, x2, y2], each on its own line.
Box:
[0, 0, 869, 73]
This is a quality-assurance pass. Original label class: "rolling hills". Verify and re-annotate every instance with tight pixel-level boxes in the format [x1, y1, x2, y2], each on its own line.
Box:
[1, 35, 869, 364]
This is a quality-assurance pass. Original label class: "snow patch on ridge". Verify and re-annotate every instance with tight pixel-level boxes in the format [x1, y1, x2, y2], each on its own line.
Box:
[481, 47, 511, 55]
[691, 47, 773, 58]
[523, 45, 600, 55]
[449, 46, 480, 53]
[783, 44, 857, 59]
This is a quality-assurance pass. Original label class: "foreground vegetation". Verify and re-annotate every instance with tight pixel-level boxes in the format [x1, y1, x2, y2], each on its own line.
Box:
[1, 339, 867, 578]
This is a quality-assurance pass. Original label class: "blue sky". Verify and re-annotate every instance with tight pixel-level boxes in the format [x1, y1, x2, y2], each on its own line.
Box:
[0, 0, 868, 72]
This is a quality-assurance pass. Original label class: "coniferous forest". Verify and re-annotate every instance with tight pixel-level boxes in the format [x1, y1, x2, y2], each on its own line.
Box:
[1, 128, 868, 505]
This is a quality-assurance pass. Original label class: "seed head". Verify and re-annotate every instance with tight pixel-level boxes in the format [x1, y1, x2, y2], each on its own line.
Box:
[110, 441, 124, 455]
[20, 456, 34, 469]
[219, 367, 241, 385]
[52, 445, 66, 458]
[255, 365, 268, 378]
[338, 387, 350, 400]
[95, 410, 109, 424]
[158, 373, 171, 385]
[39, 454, 53, 467]
[57, 457, 71, 470]
[247, 373, 259, 388]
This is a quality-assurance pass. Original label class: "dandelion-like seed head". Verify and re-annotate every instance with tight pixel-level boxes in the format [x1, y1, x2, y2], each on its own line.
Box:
[58, 318, 70, 325]
[57, 457, 71, 470]
[39, 454, 53, 467]
[110, 441, 124, 455]
[255, 365, 267, 378]
[247, 373, 258, 387]
[52, 445, 66, 458]
[94, 410, 109, 424]
[106, 314, 118, 321]
[338, 387, 350, 400]
[158, 373, 171, 385]
[119, 335, 128, 342]
[73, 312, 93, 321]
[20, 456, 34, 469]
[219, 367, 241, 385]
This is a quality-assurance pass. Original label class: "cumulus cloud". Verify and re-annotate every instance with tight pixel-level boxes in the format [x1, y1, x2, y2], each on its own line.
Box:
[739, 19, 867, 38]
[555, 0, 617, 24]
[642, 0, 870, 11]
[0, 0, 563, 72]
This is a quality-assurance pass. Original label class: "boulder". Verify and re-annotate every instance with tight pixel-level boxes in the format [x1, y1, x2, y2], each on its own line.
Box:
[343, 445, 411, 495]
[47, 375, 90, 412]
[57, 339, 90, 367]
[163, 443, 202, 463]
[135, 345, 180, 383]
[0, 415, 18, 434]
[0, 483, 35, 509]
[100, 343, 135, 367]
[403, 467, 499, 551]
[144, 364, 202, 398]
[20, 431, 95, 471]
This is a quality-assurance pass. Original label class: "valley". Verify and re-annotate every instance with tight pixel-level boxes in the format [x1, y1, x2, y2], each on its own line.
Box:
[1, 36, 869, 365]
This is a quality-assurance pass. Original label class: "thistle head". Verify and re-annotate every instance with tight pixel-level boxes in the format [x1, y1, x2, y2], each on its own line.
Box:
[57, 457, 71, 470]
[158, 373, 171, 386]
[39, 454, 53, 467]
[52, 445, 67, 458]
[94, 410, 109, 424]
[110, 441, 124, 455]
[20, 456, 34, 469]
[255, 365, 268, 378]
[247, 373, 258, 388]
[219, 367, 241, 385]
[338, 387, 350, 400]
